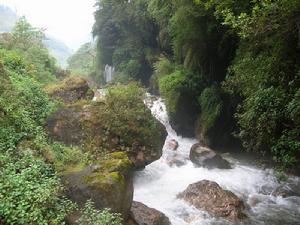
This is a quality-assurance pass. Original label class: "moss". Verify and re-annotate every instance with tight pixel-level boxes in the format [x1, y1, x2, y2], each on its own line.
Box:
[109, 151, 127, 159]
[101, 152, 132, 174]
[45, 76, 88, 93]
[44, 76, 93, 104]
[83, 171, 126, 192]
[64, 163, 87, 174]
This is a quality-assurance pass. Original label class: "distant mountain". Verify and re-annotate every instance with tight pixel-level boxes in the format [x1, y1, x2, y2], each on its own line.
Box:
[0, 5, 72, 68]
[44, 37, 73, 68]
[0, 5, 18, 32]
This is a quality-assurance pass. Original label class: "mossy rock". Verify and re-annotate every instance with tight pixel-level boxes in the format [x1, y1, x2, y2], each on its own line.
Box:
[45, 83, 167, 168]
[45, 76, 94, 104]
[62, 152, 133, 220]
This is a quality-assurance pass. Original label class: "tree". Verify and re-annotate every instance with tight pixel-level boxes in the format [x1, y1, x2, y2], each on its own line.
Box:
[12, 16, 45, 51]
[67, 42, 96, 76]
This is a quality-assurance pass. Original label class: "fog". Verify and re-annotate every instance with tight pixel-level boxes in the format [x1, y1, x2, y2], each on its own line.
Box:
[0, 0, 95, 50]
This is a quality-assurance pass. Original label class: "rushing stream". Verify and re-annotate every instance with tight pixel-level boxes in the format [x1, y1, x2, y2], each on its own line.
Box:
[133, 96, 300, 225]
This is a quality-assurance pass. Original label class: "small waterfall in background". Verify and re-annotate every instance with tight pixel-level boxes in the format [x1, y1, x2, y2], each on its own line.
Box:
[104, 64, 114, 83]
[133, 95, 300, 225]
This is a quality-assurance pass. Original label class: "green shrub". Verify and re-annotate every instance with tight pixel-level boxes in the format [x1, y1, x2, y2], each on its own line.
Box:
[159, 69, 186, 115]
[0, 153, 75, 225]
[159, 67, 202, 115]
[101, 82, 163, 152]
[235, 87, 286, 153]
[151, 57, 174, 92]
[0, 48, 56, 153]
[77, 200, 122, 225]
[50, 143, 90, 172]
[198, 85, 223, 131]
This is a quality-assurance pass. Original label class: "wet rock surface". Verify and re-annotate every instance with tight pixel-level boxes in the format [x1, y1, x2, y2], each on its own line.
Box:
[129, 201, 171, 225]
[62, 152, 133, 220]
[177, 180, 246, 221]
[189, 143, 231, 169]
[166, 139, 179, 151]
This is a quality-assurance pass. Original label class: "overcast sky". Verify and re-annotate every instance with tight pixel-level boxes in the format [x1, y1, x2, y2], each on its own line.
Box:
[0, 0, 96, 50]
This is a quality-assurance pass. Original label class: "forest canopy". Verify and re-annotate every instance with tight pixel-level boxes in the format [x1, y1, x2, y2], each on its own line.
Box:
[93, 0, 300, 171]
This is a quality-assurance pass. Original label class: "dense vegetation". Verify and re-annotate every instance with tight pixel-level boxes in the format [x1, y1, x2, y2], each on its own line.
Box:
[67, 42, 96, 77]
[1, 0, 300, 223]
[93, 0, 300, 172]
[0, 18, 123, 224]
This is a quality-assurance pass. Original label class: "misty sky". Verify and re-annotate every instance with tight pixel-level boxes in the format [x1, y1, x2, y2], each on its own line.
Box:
[0, 0, 96, 50]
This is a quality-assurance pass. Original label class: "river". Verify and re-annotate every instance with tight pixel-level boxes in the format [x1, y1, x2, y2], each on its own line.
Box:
[133, 97, 300, 225]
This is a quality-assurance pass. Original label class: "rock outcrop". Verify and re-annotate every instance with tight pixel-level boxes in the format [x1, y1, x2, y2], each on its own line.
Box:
[166, 139, 179, 151]
[45, 76, 94, 104]
[129, 201, 171, 225]
[189, 143, 231, 169]
[177, 180, 246, 221]
[45, 85, 167, 168]
[62, 152, 133, 220]
[45, 103, 86, 145]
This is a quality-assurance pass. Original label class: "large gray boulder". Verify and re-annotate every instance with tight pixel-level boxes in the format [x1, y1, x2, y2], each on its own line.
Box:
[189, 143, 231, 169]
[62, 152, 133, 221]
[45, 101, 167, 169]
[129, 201, 171, 225]
[177, 180, 246, 221]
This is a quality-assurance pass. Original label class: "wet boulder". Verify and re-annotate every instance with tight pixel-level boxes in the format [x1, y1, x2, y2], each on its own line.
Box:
[129, 201, 171, 225]
[166, 139, 179, 151]
[45, 76, 94, 104]
[177, 180, 246, 221]
[62, 152, 133, 220]
[189, 143, 231, 169]
[166, 156, 186, 167]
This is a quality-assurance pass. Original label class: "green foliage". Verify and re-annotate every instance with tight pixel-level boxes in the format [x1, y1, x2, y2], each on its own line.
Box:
[235, 87, 286, 153]
[77, 200, 122, 225]
[0, 153, 75, 225]
[11, 16, 45, 51]
[198, 85, 222, 131]
[0, 47, 56, 154]
[1, 17, 57, 85]
[159, 67, 202, 115]
[101, 83, 163, 151]
[93, 0, 158, 84]
[67, 42, 96, 76]
[221, 0, 300, 168]
[0, 47, 75, 224]
[0, 49, 56, 153]
[151, 57, 174, 92]
[50, 143, 90, 172]
[95, 0, 300, 170]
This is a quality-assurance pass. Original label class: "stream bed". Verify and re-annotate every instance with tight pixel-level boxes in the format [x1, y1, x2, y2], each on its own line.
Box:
[133, 97, 300, 225]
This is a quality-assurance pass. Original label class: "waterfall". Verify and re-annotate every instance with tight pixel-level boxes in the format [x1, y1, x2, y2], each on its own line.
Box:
[104, 64, 114, 83]
[134, 95, 300, 225]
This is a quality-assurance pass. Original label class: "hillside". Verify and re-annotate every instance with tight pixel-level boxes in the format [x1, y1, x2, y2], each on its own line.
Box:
[0, 5, 72, 67]
[44, 36, 73, 68]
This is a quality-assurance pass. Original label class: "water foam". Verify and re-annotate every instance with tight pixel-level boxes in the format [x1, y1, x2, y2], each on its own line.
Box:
[134, 96, 300, 225]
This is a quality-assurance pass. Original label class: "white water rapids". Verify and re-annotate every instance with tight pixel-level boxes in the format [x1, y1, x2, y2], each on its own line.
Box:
[133, 97, 300, 225]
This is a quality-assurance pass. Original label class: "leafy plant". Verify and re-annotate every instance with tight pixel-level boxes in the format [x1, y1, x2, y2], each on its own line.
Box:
[77, 200, 122, 225]
[0, 153, 75, 225]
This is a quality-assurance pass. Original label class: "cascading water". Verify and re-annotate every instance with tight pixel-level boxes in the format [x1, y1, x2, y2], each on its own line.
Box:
[104, 64, 114, 83]
[134, 96, 300, 225]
